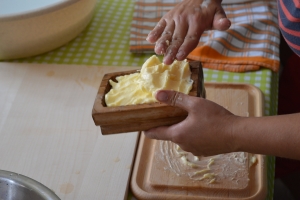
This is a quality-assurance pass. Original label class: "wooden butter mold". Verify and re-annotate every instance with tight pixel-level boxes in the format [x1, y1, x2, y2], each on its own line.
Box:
[92, 61, 205, 135]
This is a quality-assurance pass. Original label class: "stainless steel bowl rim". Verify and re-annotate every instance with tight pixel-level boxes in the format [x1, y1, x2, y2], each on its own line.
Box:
[0, 170, 60, 200]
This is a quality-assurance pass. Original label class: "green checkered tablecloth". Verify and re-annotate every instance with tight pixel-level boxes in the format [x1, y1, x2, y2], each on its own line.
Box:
[7, 0, 277, 199]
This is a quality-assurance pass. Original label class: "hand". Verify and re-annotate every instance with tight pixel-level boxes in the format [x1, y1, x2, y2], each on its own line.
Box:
[144, 90, 239, 156]
[146, 0, 231, 65]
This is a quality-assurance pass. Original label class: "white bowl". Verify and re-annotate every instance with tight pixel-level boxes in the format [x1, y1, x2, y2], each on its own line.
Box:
[0, 0, 97, 60]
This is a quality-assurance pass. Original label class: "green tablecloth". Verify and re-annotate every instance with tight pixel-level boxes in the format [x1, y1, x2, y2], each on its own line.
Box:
[8, 0, 277, 199]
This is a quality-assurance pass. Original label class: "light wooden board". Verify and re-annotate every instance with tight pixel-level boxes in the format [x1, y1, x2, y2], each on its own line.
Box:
[131, 83, 267, 200]
[0, 62, 140, 200]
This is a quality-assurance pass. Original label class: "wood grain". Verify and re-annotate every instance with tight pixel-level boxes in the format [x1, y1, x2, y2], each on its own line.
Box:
[92, 62, 205, 135]
[131, 83, 266, 200]
[0, 62, 140, 200]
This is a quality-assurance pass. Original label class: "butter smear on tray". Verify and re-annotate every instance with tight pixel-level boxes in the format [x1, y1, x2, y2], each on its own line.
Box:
[105, 55, 193, 106]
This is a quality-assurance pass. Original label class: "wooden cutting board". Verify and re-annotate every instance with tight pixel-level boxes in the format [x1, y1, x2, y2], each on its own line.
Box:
[0, 62, 140, 200]
[131, 83, 267, 200]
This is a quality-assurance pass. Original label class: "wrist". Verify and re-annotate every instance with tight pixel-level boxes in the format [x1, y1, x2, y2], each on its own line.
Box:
[226, 115, 245, 153]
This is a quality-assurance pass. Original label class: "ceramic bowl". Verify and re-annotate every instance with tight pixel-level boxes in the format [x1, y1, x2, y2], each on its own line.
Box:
[0, 0, 96, 60]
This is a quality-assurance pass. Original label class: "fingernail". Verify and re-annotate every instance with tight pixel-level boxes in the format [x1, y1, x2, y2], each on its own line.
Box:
[219, 18, 231, 28]
[156, 91, 168, 102]
[163, 49, 175, 64]
[146, 33, 153, 41]
[163, 55, 170, 64]
[176, 51, 185, 59]
[163, 57, 168, 64]
[155, 43, 165, 55]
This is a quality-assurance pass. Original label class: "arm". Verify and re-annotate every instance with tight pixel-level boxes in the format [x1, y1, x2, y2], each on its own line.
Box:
[234, 112, 300, 159]
[146, 0, 231, 65]
[144, 90, 300, 160]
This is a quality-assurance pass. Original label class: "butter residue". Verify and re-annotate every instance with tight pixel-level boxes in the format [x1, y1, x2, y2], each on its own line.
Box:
[105, 55, 193, 107]
[161, 141, 255, 187]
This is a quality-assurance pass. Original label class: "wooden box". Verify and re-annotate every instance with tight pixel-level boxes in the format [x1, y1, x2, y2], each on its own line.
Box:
[92, 62, 205, 135]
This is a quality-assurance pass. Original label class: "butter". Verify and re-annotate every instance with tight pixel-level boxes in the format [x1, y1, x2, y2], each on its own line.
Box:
[105, 55, 193, 107]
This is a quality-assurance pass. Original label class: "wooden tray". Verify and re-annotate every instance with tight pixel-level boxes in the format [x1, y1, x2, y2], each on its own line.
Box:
[92, 62, 205, 135]
[131, 83, 267, 200]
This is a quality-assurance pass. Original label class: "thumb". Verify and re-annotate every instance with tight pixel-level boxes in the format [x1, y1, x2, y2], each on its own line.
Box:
[212, 7, 231, 31]
[155, 90, 194, 112]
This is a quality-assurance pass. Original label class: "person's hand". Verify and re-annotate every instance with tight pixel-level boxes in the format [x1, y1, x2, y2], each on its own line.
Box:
[146, 0, 231, 65]
[144, 90, 239, 156]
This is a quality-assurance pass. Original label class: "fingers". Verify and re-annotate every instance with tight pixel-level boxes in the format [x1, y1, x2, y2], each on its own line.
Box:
[147, 0, 230, 64]
[154, 20, 175, 56]
[145, 90, 195, 144]
[144, 127, 199, 156]
[144, 128, 202, 156]
[155, 90, 197, 113]
[163, 21, 188, 64]
[212, 7, 231, 31]
[144, 122, 203, 156]
[175, 25, 202, 61]
[146, 19, 166, 43]
[143, 126, 173, 141]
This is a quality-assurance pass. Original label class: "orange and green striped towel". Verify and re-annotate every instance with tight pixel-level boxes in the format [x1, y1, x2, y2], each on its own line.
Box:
[130, 0, 280, 72]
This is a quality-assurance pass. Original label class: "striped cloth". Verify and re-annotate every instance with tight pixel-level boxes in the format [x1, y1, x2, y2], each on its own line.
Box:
[130, 0, 280, 72]
[278, 0, 300, 57]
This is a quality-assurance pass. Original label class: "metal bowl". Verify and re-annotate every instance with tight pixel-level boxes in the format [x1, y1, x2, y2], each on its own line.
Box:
[0, 170, 60, 200]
